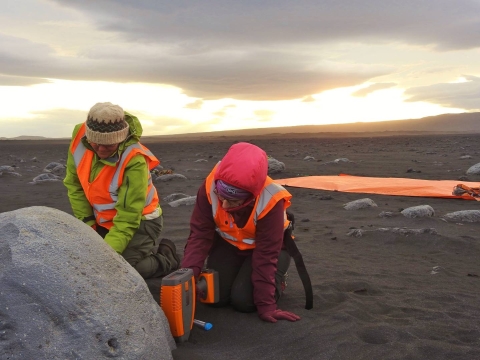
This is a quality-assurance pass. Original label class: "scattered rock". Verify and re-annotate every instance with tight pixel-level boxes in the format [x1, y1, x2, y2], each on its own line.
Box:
[443, 210, 480, 223]
[303, 156, 315, 161]
[349, 227, 437, 237]
[163, 193, 192, 203]
[347, 229, 365, 237]
[0, 165, 21, 177]
[168, 196, 197, 207]
[377, 227, 437, 235]
[344, 198, 377, 210]
[0, 165, 15, 172]
[460, 155, 472, 159]
[379, 211, 395, 218]
[466, 162, 480, 175]
[155, 174, 187, 182]
[401, 205, 435, 218]
[30, 173, 62, 184]
[268, 158, 286, 174]
[43, 162, 66, 176]
[406, 168, 421, 173]
[320, 158, 352, 166]
[43, 162, 64, 172]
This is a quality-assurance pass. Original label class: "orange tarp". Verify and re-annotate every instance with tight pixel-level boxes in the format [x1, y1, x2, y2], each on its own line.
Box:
[275, 174, 478, 200]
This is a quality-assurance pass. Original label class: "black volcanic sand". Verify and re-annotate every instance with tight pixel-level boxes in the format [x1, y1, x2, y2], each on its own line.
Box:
[1, 132, 480, 360]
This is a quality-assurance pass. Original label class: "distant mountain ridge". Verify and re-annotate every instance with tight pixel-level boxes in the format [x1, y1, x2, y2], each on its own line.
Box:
[2, 112, 479, 140]
[1, 135, 49, 140]
[147, 111, 480, 140]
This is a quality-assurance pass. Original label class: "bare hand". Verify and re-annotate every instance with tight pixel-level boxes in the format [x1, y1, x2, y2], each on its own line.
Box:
[259, 309, 301, 323]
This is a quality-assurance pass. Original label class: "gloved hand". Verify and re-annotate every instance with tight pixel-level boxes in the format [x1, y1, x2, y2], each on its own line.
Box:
[259, 309, 301, 323]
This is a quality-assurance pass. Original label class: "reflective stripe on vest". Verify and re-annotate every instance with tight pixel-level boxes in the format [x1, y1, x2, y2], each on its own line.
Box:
[70, 123, 159, 228]
[206, 165, 291, 250]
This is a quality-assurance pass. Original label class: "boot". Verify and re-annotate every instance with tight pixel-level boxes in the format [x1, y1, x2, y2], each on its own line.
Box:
[157, 238, 181, 273]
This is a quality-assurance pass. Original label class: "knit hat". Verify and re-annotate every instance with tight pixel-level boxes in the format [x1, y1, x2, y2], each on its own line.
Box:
[85, 102, 129, 145]
[215, 180, 252, 200]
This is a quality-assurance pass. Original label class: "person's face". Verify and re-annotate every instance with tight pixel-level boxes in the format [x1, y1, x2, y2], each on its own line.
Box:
[214, 188, 245, 209]
[88, 141, 120, 159]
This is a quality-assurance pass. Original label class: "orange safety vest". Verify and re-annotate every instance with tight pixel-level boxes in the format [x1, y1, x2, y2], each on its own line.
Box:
[205, 165, 292, 250]
[70, 123, 160, 229]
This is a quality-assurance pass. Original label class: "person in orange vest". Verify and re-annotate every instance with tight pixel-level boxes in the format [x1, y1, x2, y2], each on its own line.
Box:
[181, 142, 303, 322]
[64, 102, 180, 279]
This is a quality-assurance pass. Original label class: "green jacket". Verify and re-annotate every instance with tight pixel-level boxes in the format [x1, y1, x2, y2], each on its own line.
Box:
[63, 111, 162, 253]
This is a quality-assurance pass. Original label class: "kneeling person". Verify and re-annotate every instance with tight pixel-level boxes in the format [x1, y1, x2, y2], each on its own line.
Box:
[64, 102, 179, 279]
[182, 142, 300, 323]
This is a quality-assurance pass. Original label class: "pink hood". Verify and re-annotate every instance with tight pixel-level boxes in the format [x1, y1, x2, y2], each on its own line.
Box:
[214, 142, 268, 197]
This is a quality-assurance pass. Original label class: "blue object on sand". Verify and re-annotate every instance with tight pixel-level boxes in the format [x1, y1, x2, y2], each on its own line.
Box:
[193, 319, 213, 331]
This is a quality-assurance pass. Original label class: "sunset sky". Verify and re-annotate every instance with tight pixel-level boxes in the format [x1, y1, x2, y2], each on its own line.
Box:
[1, 0, 479, 138]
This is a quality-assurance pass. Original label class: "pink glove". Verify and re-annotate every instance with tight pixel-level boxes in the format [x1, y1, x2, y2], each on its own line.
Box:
[259, 309, 301, 323]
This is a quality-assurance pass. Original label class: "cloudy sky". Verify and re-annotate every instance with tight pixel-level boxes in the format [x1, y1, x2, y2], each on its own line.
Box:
[1, 0, 479, 138]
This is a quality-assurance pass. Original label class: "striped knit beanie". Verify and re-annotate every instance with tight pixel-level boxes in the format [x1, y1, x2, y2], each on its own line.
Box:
[215, 180, 252, 200]
[85, 102, 129, 145]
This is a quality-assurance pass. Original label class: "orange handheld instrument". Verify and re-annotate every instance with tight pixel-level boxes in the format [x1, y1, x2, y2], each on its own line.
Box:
[197, 269, 220, 304]
[160, 268, 195, 343]
[160, 268, 219, 342]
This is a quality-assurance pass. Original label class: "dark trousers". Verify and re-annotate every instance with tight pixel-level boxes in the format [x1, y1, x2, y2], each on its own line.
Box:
[96, 216, 170, 279]
[206, 233, 291, 313]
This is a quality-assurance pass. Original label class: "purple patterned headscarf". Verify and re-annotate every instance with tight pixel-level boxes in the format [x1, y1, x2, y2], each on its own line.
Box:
[215, 180, 252, 200]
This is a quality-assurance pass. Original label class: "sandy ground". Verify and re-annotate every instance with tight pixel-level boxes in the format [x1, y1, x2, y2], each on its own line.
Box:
[1, 131, 480, 360]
